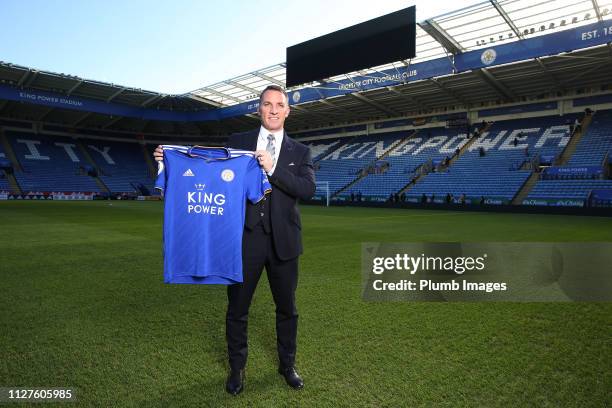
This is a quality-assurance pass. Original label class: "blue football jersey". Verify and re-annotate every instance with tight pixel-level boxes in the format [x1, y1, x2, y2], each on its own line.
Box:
[155, 146, 271, 284]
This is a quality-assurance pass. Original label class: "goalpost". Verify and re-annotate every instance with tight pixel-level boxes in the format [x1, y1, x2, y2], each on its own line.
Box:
[315, 181, 330, 207]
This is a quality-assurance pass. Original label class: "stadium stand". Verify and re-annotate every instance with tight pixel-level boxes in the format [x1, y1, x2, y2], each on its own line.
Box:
[1, 105, 610, 207]
[85, 138, 153, 194]
[310, 113, 604, 205]
[528, 179, 612, 201]
[2, 131, 157, 194]
[343, 128, 466, 200]
[0, 177, 10, 194]
[6, 132, 101, 192]
[314, 131, 413, 196]
[1, 0, 611, 210]
[305, 138, 344, 162]
[525, 109, 612, 204]
[404, 114, 582, 203]
[0, 142, 12, 192]
[2, 105, 609, 208]
[566, 110, 612, 166]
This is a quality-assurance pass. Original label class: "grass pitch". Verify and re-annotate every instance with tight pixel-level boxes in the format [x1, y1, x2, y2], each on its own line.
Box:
[1, 201, 610, 407]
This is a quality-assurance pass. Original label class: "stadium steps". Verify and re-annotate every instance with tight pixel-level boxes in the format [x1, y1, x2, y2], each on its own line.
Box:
[378, 130, 419, 161]
[92, 176, 110, 194]
[397, 160, 432, 195]
[0, 129, 24, 194]
[0, 129, 23, 172]
[556, 114, 592, 165]
[75, 140, 111, 193]
[519, 160, 531, 170]
[332, 172, 366, 198]
[511, 171, 540, 205]
[5, 172, 23, 194]
[332, 131, 419, 197]
[140, 143, 156, 177]
[438, 122, 491, 171]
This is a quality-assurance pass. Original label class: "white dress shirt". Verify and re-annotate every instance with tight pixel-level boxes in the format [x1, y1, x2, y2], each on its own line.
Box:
[257, 125, 284, 176]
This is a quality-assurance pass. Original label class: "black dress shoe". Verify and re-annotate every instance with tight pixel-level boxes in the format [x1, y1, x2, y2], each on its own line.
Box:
[225, 369, 245, 395]
[278, 366, 304, 389]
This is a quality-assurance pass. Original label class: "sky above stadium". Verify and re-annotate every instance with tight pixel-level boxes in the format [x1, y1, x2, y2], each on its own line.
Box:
[1, 0, 458, 94]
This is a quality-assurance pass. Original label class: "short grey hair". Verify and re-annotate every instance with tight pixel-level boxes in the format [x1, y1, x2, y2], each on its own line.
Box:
[259, 85, 288, 104]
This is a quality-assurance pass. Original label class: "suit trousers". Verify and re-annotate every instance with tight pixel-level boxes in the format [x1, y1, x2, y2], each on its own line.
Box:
[226, 224, 299, 371]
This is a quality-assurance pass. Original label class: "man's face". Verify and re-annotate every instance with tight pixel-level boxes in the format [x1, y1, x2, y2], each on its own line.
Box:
[258, 89, 290, 132]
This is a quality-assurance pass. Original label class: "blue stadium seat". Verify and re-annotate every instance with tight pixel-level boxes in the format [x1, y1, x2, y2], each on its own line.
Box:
[314, 131, 411, 195]
[405, 114, 580, 202]
[5, 132, 155, 193]
[567, 110, 612, 167]
[86, 139, 153, 193]
[0, 144, 11, 192]
[349, 127, 464, 199]
[528, 109, 612, 201]
[7, 132, 102, 192]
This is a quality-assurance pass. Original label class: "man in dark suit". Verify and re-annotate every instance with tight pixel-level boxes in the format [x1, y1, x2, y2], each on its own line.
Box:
[153, 85, 315, 395]
[224, 85, 315, 395]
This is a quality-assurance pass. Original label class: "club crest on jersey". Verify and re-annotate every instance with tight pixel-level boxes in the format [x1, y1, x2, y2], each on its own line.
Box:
[183, 169, 195, 176]
[221, 169, 235, 182]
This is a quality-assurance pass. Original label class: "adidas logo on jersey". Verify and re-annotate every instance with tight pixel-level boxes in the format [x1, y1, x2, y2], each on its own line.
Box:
[183, 169, 195, 176]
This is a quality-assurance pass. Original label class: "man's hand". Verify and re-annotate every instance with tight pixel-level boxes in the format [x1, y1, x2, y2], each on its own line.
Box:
[153, 145, 164, 162]
[255, 150, 274, 173]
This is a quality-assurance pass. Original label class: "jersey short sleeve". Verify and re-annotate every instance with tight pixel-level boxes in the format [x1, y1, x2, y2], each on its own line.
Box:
[245, 156, 272, 204]
[155, 160, 166, 191]
[155, 145, 191, 192]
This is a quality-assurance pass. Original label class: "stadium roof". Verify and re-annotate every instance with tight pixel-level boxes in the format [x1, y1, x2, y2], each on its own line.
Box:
[1, 0, 611, 138]
[188, 0, 612, 107]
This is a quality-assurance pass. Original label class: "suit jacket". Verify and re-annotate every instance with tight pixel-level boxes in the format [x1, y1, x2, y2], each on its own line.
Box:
[227, 130, 316, 261]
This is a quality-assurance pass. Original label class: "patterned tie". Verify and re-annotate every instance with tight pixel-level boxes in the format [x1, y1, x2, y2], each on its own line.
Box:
[266, 134, 276, 164]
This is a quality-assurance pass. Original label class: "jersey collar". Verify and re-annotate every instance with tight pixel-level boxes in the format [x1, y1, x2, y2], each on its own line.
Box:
[187, 146, 231, 160]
